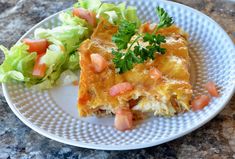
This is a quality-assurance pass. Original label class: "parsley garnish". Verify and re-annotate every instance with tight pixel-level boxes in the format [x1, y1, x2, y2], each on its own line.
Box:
[153, 6, 174, 34]
[112, 20, 137, 50]
[112, 7, 174, 73]
[143, 33, 166, 55]
[156, 7, 174, 29]
[112, 49, 142, 73]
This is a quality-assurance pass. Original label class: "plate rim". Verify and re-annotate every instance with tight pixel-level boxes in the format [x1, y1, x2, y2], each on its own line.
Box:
[2, 0, 235, 150]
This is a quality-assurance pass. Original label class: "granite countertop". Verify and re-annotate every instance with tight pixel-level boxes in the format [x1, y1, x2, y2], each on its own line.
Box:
[0, 0, 234, 158]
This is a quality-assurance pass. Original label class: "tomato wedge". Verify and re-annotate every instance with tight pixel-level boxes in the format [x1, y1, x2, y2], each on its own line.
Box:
[114, 108, 133, 131]
[204, 81, 219, 97]
[90, 53, 108, 73]
[191, 95, 211, 111]
[23, 38, 49, 55]
[32, 55, 47, 78]
[78, 93, 90, 105]
[109, 82, 133, 97]
[149, 67, 162, 80]
[73, 8, 97, 27]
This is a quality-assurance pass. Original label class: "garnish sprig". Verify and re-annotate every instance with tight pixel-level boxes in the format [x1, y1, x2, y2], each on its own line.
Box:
[112, 7, 174, 73]
[153, 6, 174, 34]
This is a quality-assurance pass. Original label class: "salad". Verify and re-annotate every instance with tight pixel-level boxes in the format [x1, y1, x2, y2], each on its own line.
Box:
[0, 0, 140, 89]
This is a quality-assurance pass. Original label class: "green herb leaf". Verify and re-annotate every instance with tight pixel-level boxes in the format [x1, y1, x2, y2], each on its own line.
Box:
[112, 7, 173, 73]
[156, 6, 174, 30]
[112, 49, 142, 73]
[143, 33, 166, 45]
[112, 20, 137, 50]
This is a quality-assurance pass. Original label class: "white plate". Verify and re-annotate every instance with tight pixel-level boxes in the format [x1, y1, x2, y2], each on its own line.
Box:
[3, 0, 235, 150]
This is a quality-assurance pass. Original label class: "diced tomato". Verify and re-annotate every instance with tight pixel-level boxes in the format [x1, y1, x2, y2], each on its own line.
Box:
[191, 95, 211, 111]
[73, 8, 97, 27]
[32, 55, 47, 78]
[114, 108, 133, 131]
[204, 81, 219, 97]
[23, 38, 49, 55]
[78, 93, 90, 105]
[90, 53, 108, 73]
[149, 67, 162, 80]
[109, 82, 133, 97]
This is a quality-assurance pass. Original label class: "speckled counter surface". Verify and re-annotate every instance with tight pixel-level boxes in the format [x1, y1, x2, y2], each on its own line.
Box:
[0, 0, 234, 158]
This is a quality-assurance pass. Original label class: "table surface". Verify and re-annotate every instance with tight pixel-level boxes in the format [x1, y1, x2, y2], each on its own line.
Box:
[0, 0, 234, 158]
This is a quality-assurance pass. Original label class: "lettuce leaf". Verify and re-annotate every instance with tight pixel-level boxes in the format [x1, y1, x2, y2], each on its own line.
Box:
[96, 2, 140, 25]
[30, 24, 88, 89]
[59, 11, 87, 26]
[0, 71, 26, 82]
[0, 44, 37, 82]
[34, 25, 88, 54]
[125, 6, 140, 24]
[65, 52, 80, 70]
[40, 44, 65, 67]
[73, 0, 140, 25]
[79, 0, 101, 11]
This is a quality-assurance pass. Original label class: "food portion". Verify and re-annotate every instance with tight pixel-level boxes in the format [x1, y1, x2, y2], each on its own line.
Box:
[77, 3, 220, 131]
[0, 0, 220, 131]
[77, 14, 192, 119]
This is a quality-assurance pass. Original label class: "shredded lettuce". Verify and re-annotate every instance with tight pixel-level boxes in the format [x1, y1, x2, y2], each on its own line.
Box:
[40, 45, 65, 67]
[59, 11, 87, 26]
[30, 26, 86, 89]
[65, 52, 80, 71]
[0, 0, 141, 90]
[30, 79, 53, 90]
[34, 25, 88, 54]
[125, 6, 140, 24]
[73, 0, 140, 25]
[0, 44, 36, 82]
[0, 24, 86, 89]
[102, 11, 118, 24]
[0, 70, 26, 82]
[96, 2, 140, 25]
[79, 0, 101, 11]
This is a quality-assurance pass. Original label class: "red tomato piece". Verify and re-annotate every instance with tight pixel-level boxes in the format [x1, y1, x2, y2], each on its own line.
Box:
[204, 81, 219, 97]
[78, 93, 90, 105]
[73, 8, 97, 27]
[191, 95, 211, 111]
[109, 82, 133, 97]
[32, 55, 47, 78]
[114, 108, 133, 131]
[90, 53, 108, 73]
[23, 38, 49, 55]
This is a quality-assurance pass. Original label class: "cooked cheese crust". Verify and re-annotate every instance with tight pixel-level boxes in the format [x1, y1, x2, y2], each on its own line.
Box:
[77, 20, 192, 117]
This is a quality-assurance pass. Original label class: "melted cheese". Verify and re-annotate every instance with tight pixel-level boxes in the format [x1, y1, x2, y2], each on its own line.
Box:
[77, 20, 192, 117]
